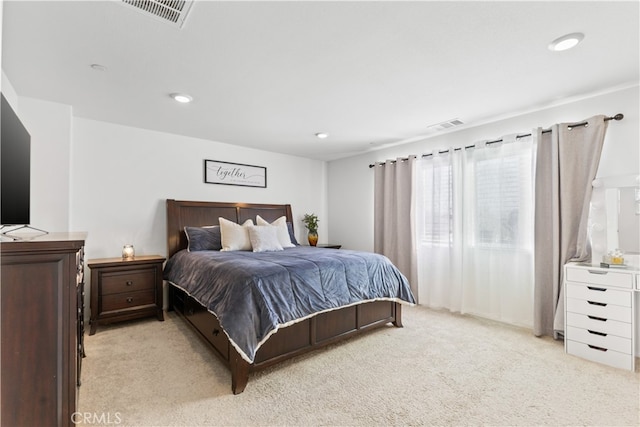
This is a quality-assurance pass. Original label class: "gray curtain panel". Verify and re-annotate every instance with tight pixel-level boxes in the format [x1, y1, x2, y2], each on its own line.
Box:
[533, 115, 608, 338]
[373, 157, 418, 300]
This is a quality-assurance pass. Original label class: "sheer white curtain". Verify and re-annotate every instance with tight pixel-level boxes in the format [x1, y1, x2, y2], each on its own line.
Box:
[415, 135, 536, 327]
[414, 151, 461, 309]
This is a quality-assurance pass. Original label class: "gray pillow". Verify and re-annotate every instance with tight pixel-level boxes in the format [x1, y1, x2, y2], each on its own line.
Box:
[184, 226, 222, 251]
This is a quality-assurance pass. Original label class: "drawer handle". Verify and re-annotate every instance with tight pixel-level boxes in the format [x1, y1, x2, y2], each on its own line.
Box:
[126, 281, 134, 286]
[587, 329, 607, 337]
[587, 270, 608, 275]
[587, 344, 608, 352]
[587, 286, 606, 292]
[126, 297, 134, 303]
[587, 301, 606, 307]
[212, 329, 220, 336]
[587, 315, 607, 322]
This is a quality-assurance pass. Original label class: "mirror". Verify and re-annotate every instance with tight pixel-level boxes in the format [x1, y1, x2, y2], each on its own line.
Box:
[615, 187, 640, 253]
[589, 174, 640, 265]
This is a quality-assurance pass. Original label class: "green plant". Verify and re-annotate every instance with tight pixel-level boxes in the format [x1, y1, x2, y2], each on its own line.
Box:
[302, 213, 319, 233]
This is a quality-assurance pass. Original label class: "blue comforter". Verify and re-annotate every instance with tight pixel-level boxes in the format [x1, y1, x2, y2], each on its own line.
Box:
[163, 246, 415, 363]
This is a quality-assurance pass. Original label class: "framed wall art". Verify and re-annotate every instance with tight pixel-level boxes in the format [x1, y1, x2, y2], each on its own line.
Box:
[204, 159, 267, 188]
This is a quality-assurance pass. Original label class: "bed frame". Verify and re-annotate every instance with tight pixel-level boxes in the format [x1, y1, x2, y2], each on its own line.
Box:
[166, 199, 403, 394]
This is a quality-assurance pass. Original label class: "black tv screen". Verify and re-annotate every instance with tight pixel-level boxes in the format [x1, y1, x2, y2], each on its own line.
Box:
[1, 93, 31, 226]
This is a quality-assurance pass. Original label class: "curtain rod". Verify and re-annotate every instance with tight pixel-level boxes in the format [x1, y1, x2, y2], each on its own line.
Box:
[368, 113, 624, 168]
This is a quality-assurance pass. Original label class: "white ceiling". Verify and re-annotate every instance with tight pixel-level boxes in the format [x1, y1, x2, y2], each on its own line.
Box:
[2, 1, 638, 161]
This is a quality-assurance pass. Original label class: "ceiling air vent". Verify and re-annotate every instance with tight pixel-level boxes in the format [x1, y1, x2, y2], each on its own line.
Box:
[426, 118, 464, 132]
[121, 0, 194, 29]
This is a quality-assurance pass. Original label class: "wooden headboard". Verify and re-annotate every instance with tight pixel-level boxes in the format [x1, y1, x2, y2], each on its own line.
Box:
[166, 199, 294, 258]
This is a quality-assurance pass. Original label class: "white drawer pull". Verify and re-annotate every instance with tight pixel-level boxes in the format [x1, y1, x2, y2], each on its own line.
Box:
[587, 300, 607, 307]
[587, 344, 608, 352]
[587, 286, 606, 292]
[587, 315, 607, 322]
[587, 269, 608, 275]
[587, 329, 607, 337]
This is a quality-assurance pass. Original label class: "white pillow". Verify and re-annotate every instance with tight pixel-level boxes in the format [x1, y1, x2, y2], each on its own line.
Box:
[256, 215, 295, 248]
[219, 217, 254, 251]
[247, 225, 284, 252]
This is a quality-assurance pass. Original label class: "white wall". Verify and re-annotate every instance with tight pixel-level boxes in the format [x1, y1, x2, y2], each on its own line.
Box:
[327, 85, 640, 251]
[18, 97, 72, 231]
[69, 118, 327, 261]
[1, 71, 18, 115]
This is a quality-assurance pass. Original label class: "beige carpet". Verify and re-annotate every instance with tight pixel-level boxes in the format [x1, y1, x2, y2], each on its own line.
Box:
[78, 306, 640, 426]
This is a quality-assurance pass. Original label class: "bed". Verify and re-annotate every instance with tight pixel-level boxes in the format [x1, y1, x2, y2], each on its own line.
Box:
[163, 199, 415, 394]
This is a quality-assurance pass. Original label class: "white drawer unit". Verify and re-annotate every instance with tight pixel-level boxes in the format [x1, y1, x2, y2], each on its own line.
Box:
[564, 263, 638, 371]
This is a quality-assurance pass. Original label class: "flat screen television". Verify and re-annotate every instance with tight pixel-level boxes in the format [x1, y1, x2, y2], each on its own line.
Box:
[1, 93, 31, 226]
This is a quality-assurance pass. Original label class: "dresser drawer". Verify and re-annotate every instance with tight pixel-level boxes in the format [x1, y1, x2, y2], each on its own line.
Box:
[566, 326, 632, 354]
[565, 267, 633, 289]
[101, 289, 156, 313]
[101, 269, 156, 295]
[566, 340, 633, 370]
[566, 312, 631, 337]
[565, 282, 631, 306]
[566, 298, 632, 322]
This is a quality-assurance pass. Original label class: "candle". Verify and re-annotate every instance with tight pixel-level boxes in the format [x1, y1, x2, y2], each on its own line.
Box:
[122, 244, 135, 260]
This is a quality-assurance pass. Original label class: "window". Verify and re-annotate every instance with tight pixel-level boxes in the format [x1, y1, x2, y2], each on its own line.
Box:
[417, 157, 452, 247]
[472, 149, 533, 249]
[416, 145, 533, 250]
[414, 137, 536, 327]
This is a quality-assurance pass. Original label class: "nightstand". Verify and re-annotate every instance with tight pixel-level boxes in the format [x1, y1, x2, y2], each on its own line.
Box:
[88, 255, 165, 335]
[315, 244, 342, 249]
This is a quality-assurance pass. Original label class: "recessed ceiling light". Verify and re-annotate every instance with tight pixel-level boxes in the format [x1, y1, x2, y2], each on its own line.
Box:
[315, 132, 328, 139]
[170, 93, 193, 103]
[90, 63, 107, 72]
[548, 32, 584, 51]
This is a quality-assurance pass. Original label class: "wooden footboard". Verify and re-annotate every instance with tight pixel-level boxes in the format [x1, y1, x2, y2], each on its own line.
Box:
[170, 285, 403, 394]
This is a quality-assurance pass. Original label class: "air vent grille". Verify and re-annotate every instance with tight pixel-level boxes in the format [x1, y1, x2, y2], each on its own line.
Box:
[121, 0, 194, 28]
[426, 118, 464, 132]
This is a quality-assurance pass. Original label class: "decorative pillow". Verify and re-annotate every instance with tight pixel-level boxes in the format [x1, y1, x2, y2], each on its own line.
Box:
[255, 215, 295, 248]
[287, 222, 299, 246]
[184, 226, 222, 251]
[219, 217, 254, 251]
[247, 225, 284, 252]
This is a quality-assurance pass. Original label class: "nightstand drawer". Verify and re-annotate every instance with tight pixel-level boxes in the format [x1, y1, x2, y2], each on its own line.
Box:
[565, 282, 631, 306]
[565, 267, 633, 289]
[101, 269, 155, 295]
[101, 289, 156, 313]
[566, 326, 632, 354]
[566, 298, 632, 322]
[566, 340, 633, 370]
[566, 312, 631, 337]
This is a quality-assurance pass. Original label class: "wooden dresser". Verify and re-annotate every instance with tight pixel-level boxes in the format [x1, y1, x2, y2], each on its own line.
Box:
[1, 232, 86, 427]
